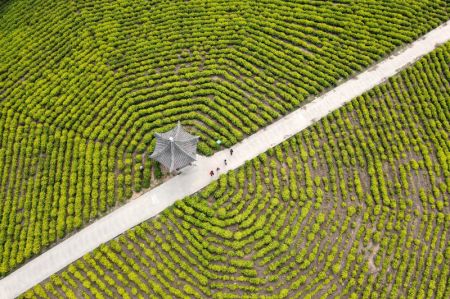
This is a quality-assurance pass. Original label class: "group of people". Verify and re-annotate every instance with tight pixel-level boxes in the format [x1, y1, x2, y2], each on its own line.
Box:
[210, 148, 233, 176]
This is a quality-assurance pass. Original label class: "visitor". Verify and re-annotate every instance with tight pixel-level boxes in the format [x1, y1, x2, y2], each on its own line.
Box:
[210, 170, 214, 176]
[216, 167, 220, 173]
[224, 159, 227, 165]
[230, 148, 234, 155]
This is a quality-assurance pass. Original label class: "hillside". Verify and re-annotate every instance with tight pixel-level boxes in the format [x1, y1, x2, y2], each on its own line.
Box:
[2, 0, 449, 277]
[22, 40, 450, 299]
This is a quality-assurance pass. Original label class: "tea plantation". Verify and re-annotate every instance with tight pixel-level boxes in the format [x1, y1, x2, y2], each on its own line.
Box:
[21, 40, 450, 298]
[2, 0, 449, 277]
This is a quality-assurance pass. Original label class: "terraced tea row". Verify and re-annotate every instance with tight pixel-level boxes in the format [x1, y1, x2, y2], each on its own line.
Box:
[1, 0, 449, 276]
[23, 41, 450, 298]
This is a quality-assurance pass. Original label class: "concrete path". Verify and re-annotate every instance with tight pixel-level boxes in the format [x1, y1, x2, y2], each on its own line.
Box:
[1, 20, 450, 299]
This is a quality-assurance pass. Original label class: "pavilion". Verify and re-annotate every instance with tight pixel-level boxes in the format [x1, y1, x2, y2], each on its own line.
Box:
[149, 121, 199, 172]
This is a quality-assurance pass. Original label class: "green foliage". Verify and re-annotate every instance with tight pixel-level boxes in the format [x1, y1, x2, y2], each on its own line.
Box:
[23, 38, 450, 298]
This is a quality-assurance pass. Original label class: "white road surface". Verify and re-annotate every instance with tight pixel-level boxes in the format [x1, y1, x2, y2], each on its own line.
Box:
[1, 20, 450, 299]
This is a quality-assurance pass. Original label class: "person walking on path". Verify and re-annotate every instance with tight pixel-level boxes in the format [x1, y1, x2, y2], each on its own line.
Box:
[230, 148, 234, 156]
[216, 167, 220, 173]
[224, 159, 227, 166]
[210, 170, 214, 177]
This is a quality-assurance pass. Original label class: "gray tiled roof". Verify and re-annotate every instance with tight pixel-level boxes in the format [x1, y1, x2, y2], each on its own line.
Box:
[150, 121, 199, 172]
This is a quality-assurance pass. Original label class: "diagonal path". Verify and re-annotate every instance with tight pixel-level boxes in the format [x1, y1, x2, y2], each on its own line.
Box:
[1, 20, 450, 299]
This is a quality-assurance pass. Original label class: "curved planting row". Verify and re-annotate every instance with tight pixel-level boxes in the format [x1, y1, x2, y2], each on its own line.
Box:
[1, 0, 449, 276]
[22, 41, 450, 298]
